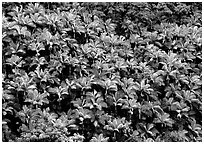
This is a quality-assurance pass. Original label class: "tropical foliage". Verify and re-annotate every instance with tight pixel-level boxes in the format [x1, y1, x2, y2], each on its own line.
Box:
[2, 2, 202, 142]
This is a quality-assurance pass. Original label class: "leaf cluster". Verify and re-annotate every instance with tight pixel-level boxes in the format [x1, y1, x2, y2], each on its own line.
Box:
[2, 2, 202, 142]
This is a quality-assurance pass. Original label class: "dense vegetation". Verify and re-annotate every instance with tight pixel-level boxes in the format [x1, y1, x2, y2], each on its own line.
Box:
[2, 2, 202, 142]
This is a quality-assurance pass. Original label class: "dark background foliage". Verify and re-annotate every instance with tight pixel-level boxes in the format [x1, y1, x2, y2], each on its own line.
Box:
[2, 2, 202, 142]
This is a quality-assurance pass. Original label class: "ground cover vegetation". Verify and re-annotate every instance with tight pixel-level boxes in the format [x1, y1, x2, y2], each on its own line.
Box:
[2, 2, 202, 142]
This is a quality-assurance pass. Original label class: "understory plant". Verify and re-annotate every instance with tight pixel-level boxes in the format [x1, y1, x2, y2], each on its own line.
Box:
[2, 2, 202, 142]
